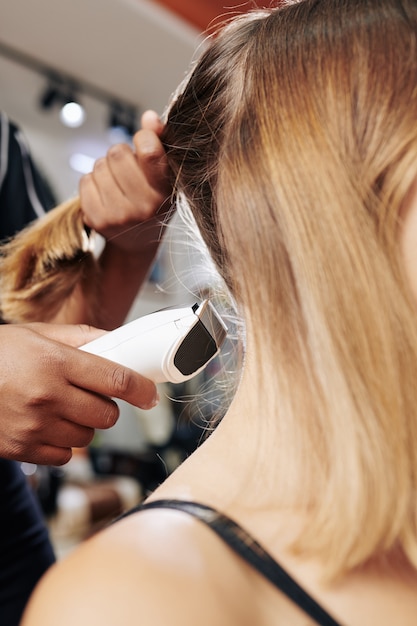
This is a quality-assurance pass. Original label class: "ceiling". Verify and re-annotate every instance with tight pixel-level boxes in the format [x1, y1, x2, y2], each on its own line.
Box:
[0, 0, 252, 201]
[155, 0, 244, 32]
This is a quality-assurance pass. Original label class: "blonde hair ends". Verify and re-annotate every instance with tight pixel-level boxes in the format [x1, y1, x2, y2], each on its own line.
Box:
[0, 197, 100, 323]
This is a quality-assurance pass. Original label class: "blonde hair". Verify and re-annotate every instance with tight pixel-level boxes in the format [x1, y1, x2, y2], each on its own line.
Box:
[0, 197, 100, 322]
[161, 0, 417, 578]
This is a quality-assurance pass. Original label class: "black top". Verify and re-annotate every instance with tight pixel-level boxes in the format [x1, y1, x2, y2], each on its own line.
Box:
[120, 499, 343, 626]
[0, 111, 56, 241]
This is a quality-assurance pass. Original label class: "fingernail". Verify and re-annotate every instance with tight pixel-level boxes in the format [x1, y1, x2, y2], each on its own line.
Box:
[143, 390, 159, 410]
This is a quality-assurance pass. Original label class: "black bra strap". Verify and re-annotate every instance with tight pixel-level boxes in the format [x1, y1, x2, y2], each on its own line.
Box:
[120, 499, 342, 626]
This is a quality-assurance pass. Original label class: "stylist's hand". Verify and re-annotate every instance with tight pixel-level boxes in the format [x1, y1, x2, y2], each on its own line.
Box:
[79, 110, 172, 255]
[0, 323, 158, 466]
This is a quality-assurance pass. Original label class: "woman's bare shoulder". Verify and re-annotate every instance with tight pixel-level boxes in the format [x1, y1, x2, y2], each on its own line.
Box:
[21, 505, 258, 626]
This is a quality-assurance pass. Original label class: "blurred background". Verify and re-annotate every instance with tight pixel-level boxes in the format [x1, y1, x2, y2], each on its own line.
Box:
[0, 0, 237, 198]
[0, 0, 244, 554]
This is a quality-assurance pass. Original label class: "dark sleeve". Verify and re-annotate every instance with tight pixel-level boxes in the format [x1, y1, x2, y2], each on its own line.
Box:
[0, 460, 55, 626]
[0, 112, 57, 241]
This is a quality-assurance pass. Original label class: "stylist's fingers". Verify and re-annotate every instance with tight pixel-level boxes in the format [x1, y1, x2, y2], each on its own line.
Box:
[63, 350, 159, 412]
[34, 417, 96, 450]
[106, 140, 165, 217]
[49, 421, 96, 449]
[48, 378, 120, 430]
[32, 444, 74, 467]
[79, 109, 171, 231]
[24, 323, 159, 411]
[80, 139, 169, 230]
[80, 153, 128, 229]
[98, 125, 170, 217]
[141, 109, 165, 135]
[132, 130, 171, 203]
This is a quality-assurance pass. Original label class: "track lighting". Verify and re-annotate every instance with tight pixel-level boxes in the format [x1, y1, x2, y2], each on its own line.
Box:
[39, 84, 60, 109]
[0, 42, 141, 138]
[39, 78, 86, 128]
[108, 102, 137, 138]
[39, 81, 138, 135]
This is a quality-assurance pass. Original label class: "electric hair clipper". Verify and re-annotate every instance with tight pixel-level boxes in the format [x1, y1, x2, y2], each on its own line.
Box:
[80, 300, 227, 384]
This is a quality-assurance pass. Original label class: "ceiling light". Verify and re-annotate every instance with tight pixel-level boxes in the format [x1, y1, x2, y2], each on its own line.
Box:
[60, 101, 86, 128]
[69, 152, 95, 174]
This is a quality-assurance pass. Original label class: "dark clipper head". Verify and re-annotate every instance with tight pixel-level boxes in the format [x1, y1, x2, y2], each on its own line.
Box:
[173, 300, 227, 376]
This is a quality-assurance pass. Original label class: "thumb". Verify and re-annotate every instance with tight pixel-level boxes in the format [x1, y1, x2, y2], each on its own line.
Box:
[141, 109, 164, 136]
[25, 322, 107, 348]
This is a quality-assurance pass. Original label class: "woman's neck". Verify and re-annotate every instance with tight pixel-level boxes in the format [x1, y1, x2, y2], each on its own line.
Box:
[152, 360, 288, 513]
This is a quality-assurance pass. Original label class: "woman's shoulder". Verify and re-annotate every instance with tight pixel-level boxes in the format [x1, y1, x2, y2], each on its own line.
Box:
[22, 503, 259, 626]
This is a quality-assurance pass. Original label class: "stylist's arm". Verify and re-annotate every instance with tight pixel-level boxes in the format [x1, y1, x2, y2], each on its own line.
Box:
[0, 322, 158, 466]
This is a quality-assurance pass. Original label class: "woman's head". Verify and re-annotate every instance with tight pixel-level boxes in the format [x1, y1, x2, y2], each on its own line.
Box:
[163, 0, 417, 366]
[163, 0, 417, 578]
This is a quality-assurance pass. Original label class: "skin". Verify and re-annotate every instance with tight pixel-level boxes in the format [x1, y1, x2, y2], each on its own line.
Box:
[19, 157, 417, 624]
[54, 110, 172, 329]
[20, 337, 417, 626]
[0, 111, 170, 466]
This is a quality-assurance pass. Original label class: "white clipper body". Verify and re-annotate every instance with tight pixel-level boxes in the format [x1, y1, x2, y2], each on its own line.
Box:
[80, 300, 227, 384]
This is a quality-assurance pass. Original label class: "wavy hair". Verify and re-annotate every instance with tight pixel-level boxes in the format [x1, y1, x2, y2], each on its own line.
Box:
[0, 197, 100, 322]
[161, 0, 417, 578]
